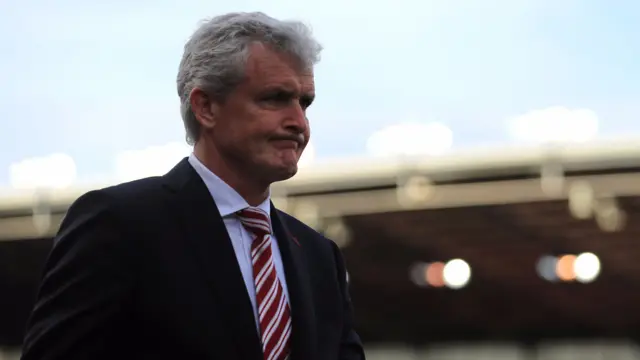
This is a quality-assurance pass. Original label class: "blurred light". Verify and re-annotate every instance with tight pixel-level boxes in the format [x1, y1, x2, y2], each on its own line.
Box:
[443, 259, 471, 289]
[539, 253, 602, 283]
[426, 262, 446, 288]
[396, 175, 434, 207]
[568, 181, 595, 219]
[411, 260, 471, 289]
[115, 142, 191, 181]
[506, 106, 599, 144]
[540, 162, 564, 197]
[536, 255, 559, 282]
[410, 262, 445, 288]
[366, 122, 453, 158]
[410, 263, 428, 287]
[594, 198, 626, 232]
[574, 252, 601, 283]
[556, 254, 577, 281]
[9, 153, 77, 190]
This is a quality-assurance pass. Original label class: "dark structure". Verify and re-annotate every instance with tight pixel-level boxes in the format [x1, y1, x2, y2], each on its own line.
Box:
[0, 237, 51, 346]
[344, 197, 640, 345]
[2, 143, 640, 348]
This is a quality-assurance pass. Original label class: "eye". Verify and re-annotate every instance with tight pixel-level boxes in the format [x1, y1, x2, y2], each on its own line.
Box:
[261, 91, 293, 104]
[299, 95, 314, 110]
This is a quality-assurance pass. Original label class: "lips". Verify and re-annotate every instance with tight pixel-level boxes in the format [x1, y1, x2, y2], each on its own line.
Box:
[270, 135, 304, 149]
[271, 139, 300, 150]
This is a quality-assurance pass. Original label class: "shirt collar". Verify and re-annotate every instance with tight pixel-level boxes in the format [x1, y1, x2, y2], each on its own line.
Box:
[187, 153, 272, 218]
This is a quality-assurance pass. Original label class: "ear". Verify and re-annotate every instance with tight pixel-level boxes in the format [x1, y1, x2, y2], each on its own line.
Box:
[189, 88, 218, 130]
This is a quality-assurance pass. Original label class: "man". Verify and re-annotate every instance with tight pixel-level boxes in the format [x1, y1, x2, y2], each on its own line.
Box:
[20, 12, 365, 360]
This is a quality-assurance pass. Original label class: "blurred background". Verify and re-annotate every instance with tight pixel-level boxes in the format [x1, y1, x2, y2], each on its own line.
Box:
[2, 0, 640, 359]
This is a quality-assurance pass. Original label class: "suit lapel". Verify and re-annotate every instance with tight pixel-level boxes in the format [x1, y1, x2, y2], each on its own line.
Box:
[270, 206, 318, 360]
[163, 159, 263, 359]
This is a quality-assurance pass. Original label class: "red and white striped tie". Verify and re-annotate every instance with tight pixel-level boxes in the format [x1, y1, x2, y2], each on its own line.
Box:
[237, 207, 292, 360]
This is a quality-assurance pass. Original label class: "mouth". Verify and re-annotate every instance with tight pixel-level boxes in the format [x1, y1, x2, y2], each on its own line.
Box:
[270, 137, 303, 150]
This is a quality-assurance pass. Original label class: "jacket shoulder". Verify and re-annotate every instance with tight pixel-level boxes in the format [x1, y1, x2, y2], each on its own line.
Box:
[99, 176, 166, 200]
[66, 176, 167, 222]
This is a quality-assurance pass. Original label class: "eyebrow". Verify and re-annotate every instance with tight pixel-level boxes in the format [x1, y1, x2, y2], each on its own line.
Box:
[263, 87, 315, 105]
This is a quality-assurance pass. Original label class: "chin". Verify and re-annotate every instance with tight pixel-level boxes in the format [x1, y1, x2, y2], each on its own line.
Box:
[276, 164, 298, 180]
[253, 155, 299, 183]
[263, 162, 297, 182]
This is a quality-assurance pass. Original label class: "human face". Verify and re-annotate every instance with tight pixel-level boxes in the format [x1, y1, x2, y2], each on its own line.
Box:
[202, 43, 314, 184]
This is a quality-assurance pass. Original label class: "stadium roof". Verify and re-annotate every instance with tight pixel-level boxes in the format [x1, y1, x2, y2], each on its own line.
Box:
[1, 139, 640, 240]
[2, 139, 640, 345]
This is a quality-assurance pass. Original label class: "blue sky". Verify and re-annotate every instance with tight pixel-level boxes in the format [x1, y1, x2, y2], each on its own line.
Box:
[1, 1, 639, 187]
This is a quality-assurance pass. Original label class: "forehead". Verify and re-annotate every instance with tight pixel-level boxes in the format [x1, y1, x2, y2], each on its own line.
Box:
[243, 43, 315, 92]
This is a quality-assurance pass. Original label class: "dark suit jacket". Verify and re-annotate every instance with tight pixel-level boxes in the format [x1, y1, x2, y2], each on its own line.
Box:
[21, 159, 365, 360]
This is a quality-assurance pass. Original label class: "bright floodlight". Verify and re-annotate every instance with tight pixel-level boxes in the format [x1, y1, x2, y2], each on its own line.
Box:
[9, 153, 77, 190]
[366, 122, 453, 158]
[507, 106, 599, 144]
[443, 259, 471, 289]
[115, 142, 191, 181]
[574, 252, 601, 283]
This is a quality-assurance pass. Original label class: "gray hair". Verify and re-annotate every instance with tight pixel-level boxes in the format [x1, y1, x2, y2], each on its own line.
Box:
[176, 12, 323, 145]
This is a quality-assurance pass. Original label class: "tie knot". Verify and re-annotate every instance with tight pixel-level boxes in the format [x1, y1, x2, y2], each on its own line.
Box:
[236, 207, 272, 239]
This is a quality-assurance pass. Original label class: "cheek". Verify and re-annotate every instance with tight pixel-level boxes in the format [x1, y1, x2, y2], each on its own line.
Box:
[244, 129, 272, 153]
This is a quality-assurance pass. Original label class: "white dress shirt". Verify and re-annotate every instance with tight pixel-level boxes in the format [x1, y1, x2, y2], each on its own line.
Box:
[188, 153, 290, 330]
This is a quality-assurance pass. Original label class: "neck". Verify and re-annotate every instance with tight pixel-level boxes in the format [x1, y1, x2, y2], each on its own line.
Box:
[194, 141, 269, 206]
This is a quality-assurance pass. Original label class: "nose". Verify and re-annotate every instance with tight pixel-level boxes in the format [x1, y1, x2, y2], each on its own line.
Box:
[283, 102, 308, 134]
